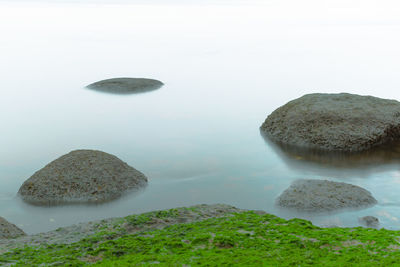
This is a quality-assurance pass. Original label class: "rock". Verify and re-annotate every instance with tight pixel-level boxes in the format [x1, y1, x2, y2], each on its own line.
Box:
[276, 179, 377, 212]
[261, 93, 400, 152]
[18, 150, 148, 205]
[0, 217, 25, 239]
[86, 78, 163, 94]
[358, 216, 379, 228]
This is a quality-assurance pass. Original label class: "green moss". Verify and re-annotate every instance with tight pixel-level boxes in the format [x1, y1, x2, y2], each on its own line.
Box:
[124, 214, 151, 227]
[153, 208, 180, 219]
[2, 209, 400, 266]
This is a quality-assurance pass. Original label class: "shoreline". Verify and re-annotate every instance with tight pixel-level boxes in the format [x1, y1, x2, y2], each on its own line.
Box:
[0, 204, 247, 254]
[1, 203, 400, 265]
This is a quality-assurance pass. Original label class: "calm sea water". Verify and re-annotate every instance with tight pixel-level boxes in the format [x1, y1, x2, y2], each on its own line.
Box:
[2, 0, 400, 234]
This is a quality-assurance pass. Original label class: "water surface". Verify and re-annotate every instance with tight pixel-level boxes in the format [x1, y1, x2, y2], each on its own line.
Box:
[2, 0, 400, 234]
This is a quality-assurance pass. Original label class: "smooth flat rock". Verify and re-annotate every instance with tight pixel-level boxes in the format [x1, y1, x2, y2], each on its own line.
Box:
[358, 216, 379, 228]
[261, 93, 400, 152]
[86, 78, 163, 94]
[0, 217, 25, 239]
[276, 179, 377, 212]
[18, 150, 148, 205]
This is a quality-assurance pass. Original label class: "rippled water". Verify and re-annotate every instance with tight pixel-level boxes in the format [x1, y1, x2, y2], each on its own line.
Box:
[2, 0, 400, 234]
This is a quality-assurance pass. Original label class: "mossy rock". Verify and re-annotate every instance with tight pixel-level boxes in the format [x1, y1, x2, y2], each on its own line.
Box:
[2, 204, 400, 266]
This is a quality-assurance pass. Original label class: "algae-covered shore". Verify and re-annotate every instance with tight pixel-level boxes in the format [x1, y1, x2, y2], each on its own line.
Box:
[1, 204, 400, 266]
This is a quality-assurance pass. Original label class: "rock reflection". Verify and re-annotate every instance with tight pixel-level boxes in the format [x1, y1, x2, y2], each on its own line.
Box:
[260, 130, 400, 175]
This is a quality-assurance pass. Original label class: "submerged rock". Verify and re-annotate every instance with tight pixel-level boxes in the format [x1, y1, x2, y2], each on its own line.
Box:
[0, 217, 25, 239]
[358, 216, 379, 228]
[261, 93, 400, 152]
[86, 78, 163, 94]
[276, 179, 377, 212]
[18, 150, 148, 205]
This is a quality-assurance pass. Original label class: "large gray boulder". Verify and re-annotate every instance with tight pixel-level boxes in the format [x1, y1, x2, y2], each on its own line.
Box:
[276, 179, 377, 212]
[261, 93, 400, 152]
[0, 217, 25, 239]
[18, 150, 148, 205]
[86, 78, 163, 94]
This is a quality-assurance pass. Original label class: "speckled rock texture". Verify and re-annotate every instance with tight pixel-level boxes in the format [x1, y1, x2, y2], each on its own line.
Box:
[86, 78, 163, 94]
[261, 93, 400, 152]
[0, 217, 25, 239]
[276, 179, 377, 212]
[18, 150, 148, 205]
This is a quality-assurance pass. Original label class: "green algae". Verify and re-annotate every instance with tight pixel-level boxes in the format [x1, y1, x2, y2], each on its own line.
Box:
[2, 208, 400, 266]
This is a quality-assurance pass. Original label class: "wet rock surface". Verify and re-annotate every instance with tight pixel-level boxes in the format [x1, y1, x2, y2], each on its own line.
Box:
[0, 217, 25, 239]
[261, 93, 400, 152]
[86, 78, 163, 94]
[358, 216, 379, 228]
[276, 179, 377, 212]
[18, 150, 148, 205]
